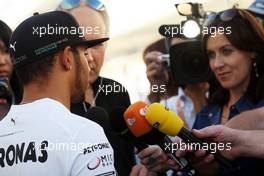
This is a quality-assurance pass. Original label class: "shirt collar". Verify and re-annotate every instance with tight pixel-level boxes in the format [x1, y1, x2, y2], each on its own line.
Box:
[231, 95, 256, 113]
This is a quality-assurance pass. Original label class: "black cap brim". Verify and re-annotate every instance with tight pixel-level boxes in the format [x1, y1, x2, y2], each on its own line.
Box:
[72, 37, 109, 48]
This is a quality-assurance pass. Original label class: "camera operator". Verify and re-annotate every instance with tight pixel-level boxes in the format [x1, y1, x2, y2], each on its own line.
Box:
[143, 38, 177, 103]
[143, 37, 208, 129]
[140, 36, 210, 176]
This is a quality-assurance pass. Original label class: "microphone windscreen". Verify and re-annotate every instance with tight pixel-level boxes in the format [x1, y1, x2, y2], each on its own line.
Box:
[124, 101, 152, 137]
[145, 103, 184, 136]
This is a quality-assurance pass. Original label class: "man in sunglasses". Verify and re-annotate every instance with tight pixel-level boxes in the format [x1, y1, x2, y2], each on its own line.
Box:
[57, 1, 136, 175]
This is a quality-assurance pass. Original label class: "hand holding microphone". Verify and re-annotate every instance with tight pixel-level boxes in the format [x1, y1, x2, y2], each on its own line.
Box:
[109, 105, 149, 152]
[110, 103, 175, 174]
[145, 103, 236, 172]
[110, 102, 172, 152]
[110, 102, 196, 175]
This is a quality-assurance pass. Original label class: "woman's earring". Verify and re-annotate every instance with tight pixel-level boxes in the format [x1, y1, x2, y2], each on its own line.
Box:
[253, 62, 259, 78]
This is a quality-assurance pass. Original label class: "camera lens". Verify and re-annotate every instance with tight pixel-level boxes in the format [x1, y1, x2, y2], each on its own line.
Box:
[169, 41, 212, 85]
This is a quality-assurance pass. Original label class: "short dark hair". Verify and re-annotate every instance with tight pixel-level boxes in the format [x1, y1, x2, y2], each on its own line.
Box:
[16, 54, 56, 86]
[142, 38, 168, 62]
[203, 9, 264, 106]
[16, 47, 80, 86]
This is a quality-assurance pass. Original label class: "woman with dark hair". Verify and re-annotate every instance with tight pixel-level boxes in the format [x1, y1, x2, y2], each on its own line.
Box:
[192, 8, 264, 176]
[0, 20, 22, 119]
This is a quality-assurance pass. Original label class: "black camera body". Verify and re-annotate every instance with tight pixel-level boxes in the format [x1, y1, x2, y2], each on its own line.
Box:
[169, 40, 212, 86]
[159, 3, 212, 86]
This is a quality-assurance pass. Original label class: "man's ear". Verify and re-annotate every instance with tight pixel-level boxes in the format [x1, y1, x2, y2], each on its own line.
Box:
[59, 46, 73, 71]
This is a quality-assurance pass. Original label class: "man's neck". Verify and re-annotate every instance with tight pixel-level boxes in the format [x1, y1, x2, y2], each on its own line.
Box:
[22, 82, 71, 109]
[84, 86, 94, 105]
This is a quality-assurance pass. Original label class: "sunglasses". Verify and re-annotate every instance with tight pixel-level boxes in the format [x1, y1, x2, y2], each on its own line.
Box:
[59, 0, 105, 11]
[204, 9, 243, 26]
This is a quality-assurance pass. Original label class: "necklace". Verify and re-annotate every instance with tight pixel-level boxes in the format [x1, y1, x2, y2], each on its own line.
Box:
[82, 77, 103, 112]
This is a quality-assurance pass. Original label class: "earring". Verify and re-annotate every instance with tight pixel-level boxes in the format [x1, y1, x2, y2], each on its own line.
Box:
[253, 62, 259, 78]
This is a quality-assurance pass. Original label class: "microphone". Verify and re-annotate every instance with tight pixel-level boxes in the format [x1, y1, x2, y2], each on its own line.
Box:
[112, 102, 197, 175]
[145, 103, 234, 170]
[110, 106, 167, 149]
[84, 106, 112, 132]
[110, 102, 168, 149]
[123, 102, 169, 147]
[109, 107, 149, 152]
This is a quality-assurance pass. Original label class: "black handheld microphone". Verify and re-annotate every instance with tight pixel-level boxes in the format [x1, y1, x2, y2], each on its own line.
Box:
[84, 106, 112, 132]
[109, 107, 149, 152]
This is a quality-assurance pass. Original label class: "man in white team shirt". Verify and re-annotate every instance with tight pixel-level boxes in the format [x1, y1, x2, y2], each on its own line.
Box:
[0, 11, 116, 176]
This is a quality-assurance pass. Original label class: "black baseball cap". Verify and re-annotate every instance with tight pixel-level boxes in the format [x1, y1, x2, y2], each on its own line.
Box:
[9, 11, 109, 68]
